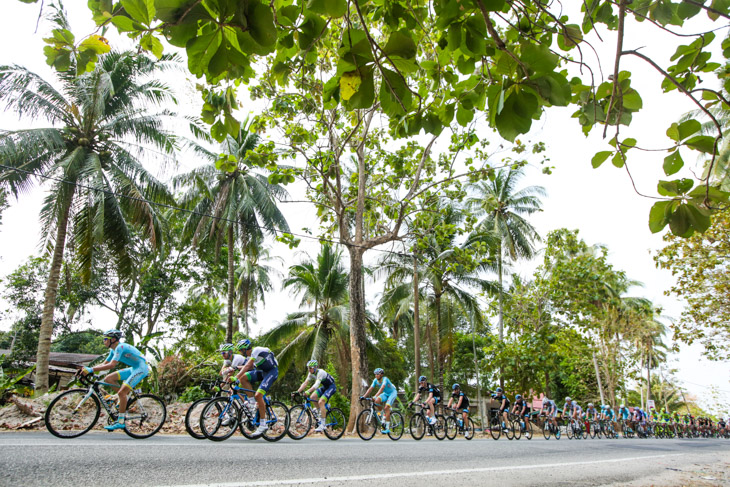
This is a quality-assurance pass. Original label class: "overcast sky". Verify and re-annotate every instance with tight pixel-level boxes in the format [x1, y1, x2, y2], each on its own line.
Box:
[1, 2, 728, 414]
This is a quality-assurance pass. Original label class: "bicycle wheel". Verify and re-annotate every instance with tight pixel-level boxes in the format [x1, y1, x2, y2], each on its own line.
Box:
[525, 420, 533, 440]
[445, 417, 457, 440]
[554, 424, 561, 439]
[124, 394, 166, 439]
[511, 419, 521, 440]
[433, 415, 447, 440]
[410, 414, 426, 440]
[261, 401, 288, 442]
[388, 411, 404, 441]
[590, 422, 598, 439]
[566, 421, 574, 439]
[489, 417, 501, 440]
[287, 404, 312, 440]
[324, 407, 346, 440]
[200, 397, 239, 441]
[464, 418, 475, 440]
[239, 404, 258, 439]
[543, 421, 552, 440]
[356, 409, 377, 440]
[45, 389, 101, 438]
[185, 398, 211, 440]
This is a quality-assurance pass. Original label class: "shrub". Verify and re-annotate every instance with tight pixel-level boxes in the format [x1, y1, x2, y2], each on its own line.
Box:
[156, 355, 191, 398]
[179, 385, 208, 403]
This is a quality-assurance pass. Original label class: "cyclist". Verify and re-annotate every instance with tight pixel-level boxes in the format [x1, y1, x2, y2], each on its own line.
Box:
[409, 375, 441, 425]
[492, 387, 511, 431]
[512, 394, 529, 432]
[602, 404, 616, 434]
[232, 338, 279, 437]
[541, 396, 558, 431]
[447, 383, 470, 429]
[219, 343, 246, 381]
[361, 368, 397, 434]
[718, 417, 726, 436]
[294, 359, 336, 433]
[584, 403, 598, 421]
[80, 329, 149, 431]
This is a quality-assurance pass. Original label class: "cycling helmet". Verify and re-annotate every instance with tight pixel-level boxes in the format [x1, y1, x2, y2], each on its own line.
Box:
[588, 403, 594, 407]
[543, 397, 550, 403]
[219, 343, 235, 352]
[620, 404, 626, 408]
[496, 387, 503, 393]
[236, 338, 252, 350]
[103, 329, 123, 340]
[565, 396, 572, 402]
[374, 368, 384, 375]
[418, 375, 427, 382]
[452, 383, 460, 390]
[306, 359, 318, 369]
[515, 394, 522, 400]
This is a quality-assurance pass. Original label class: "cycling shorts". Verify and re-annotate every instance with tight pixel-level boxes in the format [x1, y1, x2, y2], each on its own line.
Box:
[245, 367, 279, 394]
[377, 390, 397, 406]
[315, 383, 337, 401]
[116, 366, 149, 388]
[461, 408, 470, 414]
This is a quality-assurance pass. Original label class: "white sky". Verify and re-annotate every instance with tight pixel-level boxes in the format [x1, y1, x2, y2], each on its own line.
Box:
[0, 2, 728, 413]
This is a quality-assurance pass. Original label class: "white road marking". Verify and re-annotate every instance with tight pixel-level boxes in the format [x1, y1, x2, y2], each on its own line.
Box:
[155, 453, 685, 487]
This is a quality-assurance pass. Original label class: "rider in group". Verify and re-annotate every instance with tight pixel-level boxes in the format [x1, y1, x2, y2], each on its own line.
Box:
[540, 396, 559, 431]
[511, 394, 529, 430]
[294, 359, 337, 433]
[584, 402, 598, 429]
[409, 375, 441, 425]
[231, 338, 280, 437]
[80, 329, 149, 431]
[446, 383, 470, 428]
[493, 387, 511, 431]
[361, 368, 397, 434]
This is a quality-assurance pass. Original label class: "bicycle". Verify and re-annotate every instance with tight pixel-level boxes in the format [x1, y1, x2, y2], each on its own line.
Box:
[517, 411, 536, 440]
[566, 417, 585, 439]
[356, 397, 404, 440]
[184, 378, 226, 440]
[540, 413, 561, 440]
[506, 412, 524, 440]
[487, 407, 505, 440]
[199, 383, 288, 442]
[621, 419, 635, 438]
[443, 407, 475, 440]
[45, 371, 166, 439]
[287, 392, 346, 440]
[406, 402, 446, 440]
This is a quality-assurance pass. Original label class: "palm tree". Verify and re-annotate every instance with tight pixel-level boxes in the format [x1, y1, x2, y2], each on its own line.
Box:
[235, 242, 283, 336]
[0, 50, 178, 392]
[466, 168, 545, 344]
[260, 243, 352, 387]
[176, 124, 289, 342]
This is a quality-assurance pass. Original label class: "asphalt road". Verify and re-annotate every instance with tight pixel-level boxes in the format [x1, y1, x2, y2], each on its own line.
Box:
[2, 432, 729, 487]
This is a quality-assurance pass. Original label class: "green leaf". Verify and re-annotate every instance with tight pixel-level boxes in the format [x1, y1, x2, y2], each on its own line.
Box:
[247, 1, 277, 48]
[383, 31, 417, 59]
[611, 151, 625, 168]
[111, 15, 137, 31]
[299, 13, 327, 50]
[663, 150, 684, 175]
[122, 0, 155, 24]
[379, 68, 412, 117]
[307, 0, 347, 17]
[658, 178, 694, 196]
[666, 122, 680, 142]
[345, 68, 374, 109]
[140, 33, 164, 58]
[591, 151, 612, 168]
[494, 90, 538, 141]
[340, 71, 361, 101]
[684, 135, 716, 153]
[669, 203, 694, 237]
[187, 29, 223, 77]
[622, 90, 642, 110]
[559, 24, 583, 50]
[456, 105, 474, 127]
[649, 200, 674, 233]
[520, 43, 559, 74]
[677, 119, 701, 140]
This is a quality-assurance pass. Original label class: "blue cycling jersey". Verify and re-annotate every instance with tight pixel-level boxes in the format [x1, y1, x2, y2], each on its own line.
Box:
[619, 407, 630, 419]
[106, 343, 146, 368]
[372, 377, 397, 395]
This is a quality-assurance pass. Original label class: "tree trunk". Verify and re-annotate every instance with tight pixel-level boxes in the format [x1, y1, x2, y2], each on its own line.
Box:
[435, 293, 444, 398]
[592, 350, 605, 404]
[646, 349, 652, 405]
[497, 245, 504, 388]
[243, 281, 250, 337]
[472, 320, 484, 431]
[426, 315, 435, 381]
[35, 188, 74, 393]
[544, 370, 551, 398]
[227, 226, 235, 342]
[345, 247, 369, 433]
[413, 254, 420, 390]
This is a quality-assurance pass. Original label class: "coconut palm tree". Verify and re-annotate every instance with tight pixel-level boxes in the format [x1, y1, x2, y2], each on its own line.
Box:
[0, 50, 178, 392]
[235, 242, 283, 336]
[175, 123, 289, 342]
[466, 168, 545, 345]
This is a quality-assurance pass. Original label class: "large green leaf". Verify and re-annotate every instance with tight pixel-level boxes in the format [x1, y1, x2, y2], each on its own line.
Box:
[658, 178, 694, 196]
[187, 29, 223, 76]
[648, 200, 675, 233]
[494, 89, 538, 141]
[520, 43, 559, 75]
[345, 67, 374, 109]
[379, 68, 412, 117]
[248, 1, 277, 48]
[684, 135, 716, 153]
[122, 0, 155, 24]
[663, 150, 684, 175]
[307, 0, 347, 18]
[591, 151, 612, 168]
[383, 31, 417, 59]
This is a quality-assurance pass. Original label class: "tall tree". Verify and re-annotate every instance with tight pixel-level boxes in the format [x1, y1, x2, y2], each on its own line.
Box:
[235, 243, 282, 337]
[0, 47, 178, 392]
[176, 126, 289, 342]
[466, 167, 544, 381]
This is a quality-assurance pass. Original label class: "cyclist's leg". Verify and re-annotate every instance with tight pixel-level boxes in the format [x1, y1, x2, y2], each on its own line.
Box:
[255, 368, 279, 418]
[243, 370, 265, 416]
[384, 391, 396, 422]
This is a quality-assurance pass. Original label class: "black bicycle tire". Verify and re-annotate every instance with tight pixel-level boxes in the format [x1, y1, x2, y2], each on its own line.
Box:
[124, 394, 167, 439]
[287, 404, 312, 440]
[410, 413, 426, 440]
[525, 419, 533, 440]
[261, 401, 289, 442]
[388, 411, 405, 441]
[464, 418, 475, 440]
[201, 397, 239, 441]
[185, 398, 212, 440]
[433, 414, 447, 440]
[445, 416, 457, 440]
[45, 389, 101, 439]
[543, 420, 551, 440]
[489, 415, 501, 440]
[356, 409, 377, 440]
[324, 407, 346, 440]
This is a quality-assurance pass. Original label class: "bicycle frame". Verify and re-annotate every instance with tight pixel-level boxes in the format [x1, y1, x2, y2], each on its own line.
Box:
[76, 374, 144, 424]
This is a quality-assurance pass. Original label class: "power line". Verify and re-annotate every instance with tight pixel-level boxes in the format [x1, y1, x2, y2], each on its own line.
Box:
[0, 162, 412, 258]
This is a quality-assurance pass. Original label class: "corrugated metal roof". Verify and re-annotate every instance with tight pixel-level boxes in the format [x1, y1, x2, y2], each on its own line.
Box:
[0, 349, 102, 366]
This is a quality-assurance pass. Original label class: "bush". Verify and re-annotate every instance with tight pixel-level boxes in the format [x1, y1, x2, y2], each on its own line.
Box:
[179, 385, 209, 403]
[157, 355, 191, 398]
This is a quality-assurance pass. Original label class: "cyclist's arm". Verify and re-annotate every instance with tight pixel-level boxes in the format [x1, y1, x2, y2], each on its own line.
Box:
[501, 398, 507, 410]
[89, 360, 119, 373]
[233, 358, 255, 381]
[456, 396, 463, 409]
[362, 386, 373, 398]
[412, 392, 422, 403]
[296, 375, 312, 394]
